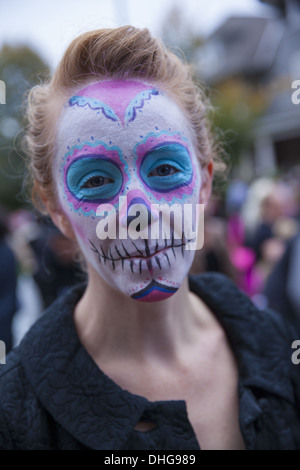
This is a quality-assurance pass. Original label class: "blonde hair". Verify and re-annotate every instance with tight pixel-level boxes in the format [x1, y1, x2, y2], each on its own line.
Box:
[23, 26, 223, 212]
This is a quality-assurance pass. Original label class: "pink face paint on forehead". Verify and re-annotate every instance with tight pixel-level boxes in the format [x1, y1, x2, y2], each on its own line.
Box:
[70, 80, 160, 126]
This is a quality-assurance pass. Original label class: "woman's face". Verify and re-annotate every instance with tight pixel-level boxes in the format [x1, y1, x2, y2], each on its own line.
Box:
[54, 79, 205, 302]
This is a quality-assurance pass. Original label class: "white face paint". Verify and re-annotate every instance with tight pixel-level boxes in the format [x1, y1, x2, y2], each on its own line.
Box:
[54, 79, 202, 302]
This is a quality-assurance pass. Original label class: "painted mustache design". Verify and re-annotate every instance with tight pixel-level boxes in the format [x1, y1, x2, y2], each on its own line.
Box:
[89, 234, 193, 273]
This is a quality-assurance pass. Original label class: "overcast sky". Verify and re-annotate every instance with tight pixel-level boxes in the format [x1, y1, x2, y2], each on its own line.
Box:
[0, 0, 275, 69]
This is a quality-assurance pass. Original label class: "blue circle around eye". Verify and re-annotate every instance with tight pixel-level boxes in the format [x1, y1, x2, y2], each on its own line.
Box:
[140, 143, 193, 192]
[66, 156, 123, 202]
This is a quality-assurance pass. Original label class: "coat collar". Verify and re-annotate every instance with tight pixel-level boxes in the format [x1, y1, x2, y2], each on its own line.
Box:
[20, 283, 149, 449]
[20, 273, 295, 449]
[20, 282, 198, 450]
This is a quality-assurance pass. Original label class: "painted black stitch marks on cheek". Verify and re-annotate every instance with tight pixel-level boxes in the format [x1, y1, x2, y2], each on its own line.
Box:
[144, 239, 151, 257]
[164, 252, 171, 267]
[89, 240, 102, 264]
[115, 245, 123, 258]
[147, 259, 153, 272]
[88, 235, 190, 274]
[132, 241, 144, 257]
[121, 242, 130, 258]
[109, 248, 115, 270]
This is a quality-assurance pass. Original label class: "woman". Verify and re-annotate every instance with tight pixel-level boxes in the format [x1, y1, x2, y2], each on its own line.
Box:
[0, 26, 299, 450]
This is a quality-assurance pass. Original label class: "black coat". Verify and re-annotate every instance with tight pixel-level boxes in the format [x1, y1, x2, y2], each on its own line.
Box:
[0, 273, 299, 450]
[264, 232, 300, 335]
[0, 240, 17, 352]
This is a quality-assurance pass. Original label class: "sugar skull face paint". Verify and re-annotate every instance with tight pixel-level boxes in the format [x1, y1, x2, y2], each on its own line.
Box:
[54, 79, 202, 302]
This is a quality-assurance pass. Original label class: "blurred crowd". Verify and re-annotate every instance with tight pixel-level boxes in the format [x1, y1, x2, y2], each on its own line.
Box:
[191, 165, 300, 334]
[0, 166, 300, 351]
[0, 208, 83, 351]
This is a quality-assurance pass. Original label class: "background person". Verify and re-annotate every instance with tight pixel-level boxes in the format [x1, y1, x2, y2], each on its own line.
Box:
[0, 207, 18, 353]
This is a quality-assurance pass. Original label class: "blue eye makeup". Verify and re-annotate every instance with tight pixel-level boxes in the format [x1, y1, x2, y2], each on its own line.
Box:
[140, 143, 193, 192]
[66, 156, 123, 202]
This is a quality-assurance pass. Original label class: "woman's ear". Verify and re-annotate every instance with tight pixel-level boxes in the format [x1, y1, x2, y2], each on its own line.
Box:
[199, 161, 214, 206]
[47, 208, 76, 240]
[39, 189, 76, 240]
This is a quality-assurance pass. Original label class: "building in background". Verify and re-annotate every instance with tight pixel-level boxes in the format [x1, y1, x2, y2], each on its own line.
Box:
[196, 0, 300, 179]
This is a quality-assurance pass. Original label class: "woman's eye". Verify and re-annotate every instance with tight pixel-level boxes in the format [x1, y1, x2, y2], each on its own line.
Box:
[148, 164, 179, 177]
[82, 176, 113, 188]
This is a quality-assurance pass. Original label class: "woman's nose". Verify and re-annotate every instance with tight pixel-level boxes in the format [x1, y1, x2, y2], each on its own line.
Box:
[120, 194, 159, 230]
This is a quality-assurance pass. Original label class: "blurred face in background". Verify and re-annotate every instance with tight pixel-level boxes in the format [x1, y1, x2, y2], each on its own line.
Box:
[261, 194, 283, 224]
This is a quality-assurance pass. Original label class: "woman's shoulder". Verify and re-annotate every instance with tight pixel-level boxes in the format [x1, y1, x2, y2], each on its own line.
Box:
[189, 271, 297, 341]
[0, 287, 87, 449]
[0, 345, 32, 402]
[189, 272, 299, 389]
[0, 347, 26, 392]
[0, 344, 85, 450]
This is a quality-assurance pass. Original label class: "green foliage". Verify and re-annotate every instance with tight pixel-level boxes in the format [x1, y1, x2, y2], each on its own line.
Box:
[0, 45, 49, 210]
[210, 78, 267, 169]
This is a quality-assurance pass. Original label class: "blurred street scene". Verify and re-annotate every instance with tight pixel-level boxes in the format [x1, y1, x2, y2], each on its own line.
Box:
[0, 0, 299, 347]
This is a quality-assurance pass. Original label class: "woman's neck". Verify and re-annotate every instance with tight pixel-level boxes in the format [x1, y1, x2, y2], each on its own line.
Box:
[74, 267, 212, 367]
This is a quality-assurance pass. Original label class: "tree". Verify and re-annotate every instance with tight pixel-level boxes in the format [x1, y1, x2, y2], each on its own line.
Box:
[160, 5, 268, 178]
[209, 78, 266, 171]
[0, 45, 49, 210]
